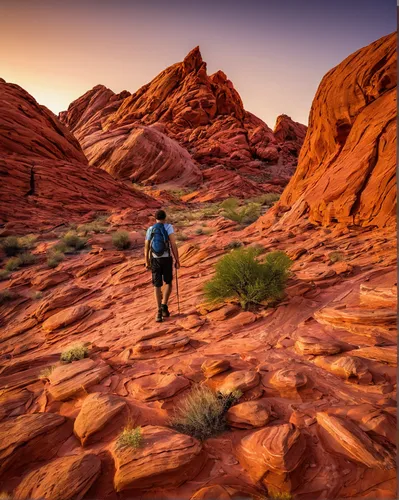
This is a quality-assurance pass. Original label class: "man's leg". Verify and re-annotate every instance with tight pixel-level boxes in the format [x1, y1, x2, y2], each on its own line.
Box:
[154, 286, 162, 309]
[163, 282, 172, 305]
[151, 258, 163, 322]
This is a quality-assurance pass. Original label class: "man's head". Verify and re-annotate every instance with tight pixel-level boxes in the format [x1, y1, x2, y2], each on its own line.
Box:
[155, 209, 167, 222]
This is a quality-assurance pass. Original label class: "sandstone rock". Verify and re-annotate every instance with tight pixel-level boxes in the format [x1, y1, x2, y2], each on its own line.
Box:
[330, 356, 372, 384]
[0, 80, 158, 231]
[76, 253, 125, 278]
[218, 370, 260, 394]
[0, 389, 32, 421]
[112, 425, 203, 491]
[33, 284, 92, 322]
[260, 33, 396, 228]
[316, 412, 395, 469]
[270, 369, 307, 389]
[226, 399, 274, 429]
[295, 336, 342, 356]
[350, 346, 396, 365]
[315, 307, 396, 328]
[133, 332, 190, 355]
[74, 393, 127, 446]
[60, 47, 305, 199]
[237, 423, 306, 480]
[42, 304, 92, 332]
[360, 284, 397, 307]
[48, 359, 112, 401]
[191, 485, 231, 499]
[201, 359, 231, 378]
[0, 413, 70, 476]
[31, 270, 71, 291]
[127, 373, 190, 401]
[13, 453, 101, 500]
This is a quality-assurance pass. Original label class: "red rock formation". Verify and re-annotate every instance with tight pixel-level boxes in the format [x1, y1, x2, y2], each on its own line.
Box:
[0, 79, 157, 233]
[59, 47, 307, 199]
[257, 32, 396, 229]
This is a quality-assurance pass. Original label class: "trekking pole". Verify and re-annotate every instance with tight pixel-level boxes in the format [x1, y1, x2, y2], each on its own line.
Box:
[175, 266, 181, 315]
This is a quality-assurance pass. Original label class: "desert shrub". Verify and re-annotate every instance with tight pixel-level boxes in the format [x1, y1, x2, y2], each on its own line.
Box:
[18, 252, 37, 266]
[62, 231, 87, 251]
[78, 221, 108, 235]
[0, 270, 10, 281]
[1, 236, 21, 257]
[116, 426, 143, 449]
[204, 248, 292, 310]
[171, 385, 241, 441]
[18, 234, 38, 249]
[60, 343, 89, 363]
[5, 257, 21, 272]
[112, 231, 131, 250]
[329, 251, 344, 263]
[31, 291, 43, 300]
[252, 193, 281, 206]
[200, 204, 220, 218]
[195, 228, 204, 235]
[176, 233, 189, 242]
[225, 240, 243, 250]
[222, 201, 261, 225]
[47, 250, 65, 268]
[39, 365, 56, 379]
[0, 289, 16, 305]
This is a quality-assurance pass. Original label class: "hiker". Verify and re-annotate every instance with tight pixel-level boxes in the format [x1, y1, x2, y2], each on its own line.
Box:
[144, 209, 180, 322]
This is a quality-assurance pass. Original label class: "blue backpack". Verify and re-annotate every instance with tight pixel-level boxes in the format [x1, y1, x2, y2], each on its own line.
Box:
[150, 223, 170, 257]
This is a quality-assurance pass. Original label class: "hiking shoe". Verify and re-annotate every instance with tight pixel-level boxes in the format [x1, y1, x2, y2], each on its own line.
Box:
[161, 304, 170, 317]
[156, 309, 163, 322]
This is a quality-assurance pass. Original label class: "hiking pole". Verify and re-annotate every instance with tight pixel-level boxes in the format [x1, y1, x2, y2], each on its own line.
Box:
[175, 265, 181, 315]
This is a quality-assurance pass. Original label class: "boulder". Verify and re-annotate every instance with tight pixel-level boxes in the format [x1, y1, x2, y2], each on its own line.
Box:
[127, 373, 190, 401]
[226, 399, 274, 429]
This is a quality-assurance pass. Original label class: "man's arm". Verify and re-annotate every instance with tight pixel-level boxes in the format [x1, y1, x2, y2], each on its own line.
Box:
[144, 240, 151, 269]
[168, 233, 180, 269]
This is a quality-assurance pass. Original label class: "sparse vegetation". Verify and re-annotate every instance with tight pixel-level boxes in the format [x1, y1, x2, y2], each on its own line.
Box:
[4, 252, 37, 272]
[60, 343, 89, 363]
[195, 227, 204, 235]
[220, 198, 261, 225]
[176, 233, 189, 242]
[171, 385, 241, 441]
[1, 236, 21, 256]
[112, 231, 131, 250]
[47, 250, 65, 268]
[61, 231, 87, 251]
[4, 257, 21, 272]
[252, 193, 281, 206]
[204, 248, 292, 310]
[18, 234, 38, 249]
[329, 251, 344, 263]
[31, 291, 43, 300]
[0, 289, 16, 305]
[268, 492, 293, 500]
[0, 270, 10, 281]
[225, 240, 243, 250]
[116, 426, 143, 449]
[39, 365, 56, 379]
[78, 221, 108, 235]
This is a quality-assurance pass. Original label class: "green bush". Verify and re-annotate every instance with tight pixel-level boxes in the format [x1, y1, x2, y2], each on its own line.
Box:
[0, 289, 16, 305]
[39, 365, 56, 379]
[5, 257, 21, 272]
[47, 250, 65, 268]
[222, 200, 261, 225]
[329, 251, 344, 263]
[116, 426, 143, 449]
[18, 253, 37, 266]
[112, 231, 131, 250]
[0, 270, 10, 281]
[195, 228, 204, 235]
[1, 236, 21, 257]
[62, 231, 87, 251]
[18, 234, 38, 249]
[176, 233, 189, 242]
[225, 240, 243, 250]
[204, 248, 292, 310]
[171, 385, 241, 441]
[78, 221, 108, 236]
[252, 193, 281, 206]
[60, 343, 89, 363]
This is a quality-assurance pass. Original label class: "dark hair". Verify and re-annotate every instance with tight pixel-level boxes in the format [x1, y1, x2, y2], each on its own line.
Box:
[155, 209, 167, 221]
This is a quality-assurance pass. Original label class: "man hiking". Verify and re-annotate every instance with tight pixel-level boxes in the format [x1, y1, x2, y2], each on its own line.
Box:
[144, 209, 180, 322]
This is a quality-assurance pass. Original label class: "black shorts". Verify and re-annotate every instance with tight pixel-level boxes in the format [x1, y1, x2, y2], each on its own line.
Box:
[151, 257, 173, 287]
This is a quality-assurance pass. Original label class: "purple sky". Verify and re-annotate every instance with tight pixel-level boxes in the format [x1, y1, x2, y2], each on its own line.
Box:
[0, 0, 395, 126]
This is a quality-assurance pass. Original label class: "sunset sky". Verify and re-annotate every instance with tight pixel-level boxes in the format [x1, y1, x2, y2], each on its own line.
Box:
[0, 0, 395, 126]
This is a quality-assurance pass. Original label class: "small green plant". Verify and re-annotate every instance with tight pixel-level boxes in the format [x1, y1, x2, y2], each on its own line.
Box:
[5, 257, 21, 272]
[221, 198, 261, 225]
[39, 365, 56, 379]
[0, 290, 16, 305]
[204, 248, 292, 310]
[225, 240, 243, 250]
[176, 233, 189, 242]
[78, 221, 108, 236]
[195, 227, 204, 235]
[47, 250, 65, 268]
[0, 270, 10, 281]
[116, 426, 143, 449]
[18, 252, 37, 266]
[252, 193, 281, 206]
[171, 385, 241, 441]
[112, 231, 131, 250]
[18, 234, 38, 249]
[1, 236, 21, 257]
[31, 291, 43, 300]
[60, 343, 89, 363]
[61, 231, 87, 251]
[268, 492, 293, 500]
[329, 251, 344, 263]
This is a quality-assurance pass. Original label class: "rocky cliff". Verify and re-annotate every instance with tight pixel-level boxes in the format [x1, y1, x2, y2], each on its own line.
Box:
[259, 33, 396, 229]
[0, 79, 157, 233]
[60, 47, 306, 198]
